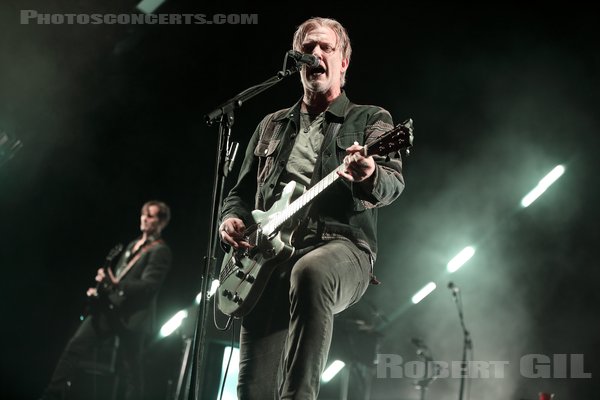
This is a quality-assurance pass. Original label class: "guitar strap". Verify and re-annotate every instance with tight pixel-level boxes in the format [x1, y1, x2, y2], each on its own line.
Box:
[115, 239, 162, 282]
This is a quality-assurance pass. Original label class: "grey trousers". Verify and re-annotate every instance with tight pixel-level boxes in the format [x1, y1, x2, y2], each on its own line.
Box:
[237, 239, 372, 400]
[42, 314, 144, 400]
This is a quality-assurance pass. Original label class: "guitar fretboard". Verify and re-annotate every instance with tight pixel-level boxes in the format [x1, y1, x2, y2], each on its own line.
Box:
[263, 164, 346, 233]
[260, 120, 411, 236]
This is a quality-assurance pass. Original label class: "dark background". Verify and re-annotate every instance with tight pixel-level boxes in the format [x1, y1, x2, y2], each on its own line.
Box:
[1, 1, 598, 399]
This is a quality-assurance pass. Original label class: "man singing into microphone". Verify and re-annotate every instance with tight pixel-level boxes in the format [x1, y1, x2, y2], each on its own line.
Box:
[40, 200, 172, 400]
[219, 17, 407, 399]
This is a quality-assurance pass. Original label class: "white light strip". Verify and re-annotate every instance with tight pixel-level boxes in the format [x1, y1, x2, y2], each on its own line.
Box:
[411, 282, 437, 304]
[321, 360, 346, 382]
[447, 246, 476, 273]
[218, 346, 240, 400]
[136, 0, 167, 14]
[521, 165, 565, 208]
[210, 279, 221, 297]
[159, 310, 188, 337]
[195, 279, 221, 304]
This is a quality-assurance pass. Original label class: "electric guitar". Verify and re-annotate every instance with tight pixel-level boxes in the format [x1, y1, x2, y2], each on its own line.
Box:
[83, 243, 123, 317]
[217, 118, 414, 318]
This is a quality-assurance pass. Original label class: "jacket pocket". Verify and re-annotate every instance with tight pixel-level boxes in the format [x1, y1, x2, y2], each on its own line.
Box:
[335, 132, 363, 154]
[254, 138, 280, 187]
[254, 139, 280, 157]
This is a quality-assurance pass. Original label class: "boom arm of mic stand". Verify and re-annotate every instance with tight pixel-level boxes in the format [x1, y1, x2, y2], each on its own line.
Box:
[185, 64, 300, 400]
[204, 64, 299, 126]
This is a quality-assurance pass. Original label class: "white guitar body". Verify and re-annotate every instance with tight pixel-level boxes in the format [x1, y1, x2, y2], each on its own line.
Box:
[217, 181, 304, 318]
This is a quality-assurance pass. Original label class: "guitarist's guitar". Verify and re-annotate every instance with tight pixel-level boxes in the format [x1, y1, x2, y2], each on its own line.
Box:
[217, 118, 414, 318]
[83, 243, 123, 316]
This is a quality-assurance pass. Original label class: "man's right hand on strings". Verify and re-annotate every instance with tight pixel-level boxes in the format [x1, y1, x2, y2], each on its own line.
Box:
[219, 217, 252, 249]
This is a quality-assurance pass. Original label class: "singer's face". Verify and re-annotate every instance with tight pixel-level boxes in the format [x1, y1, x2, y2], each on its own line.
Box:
[140, 205, 161, 235]
[300, 26, 348, 97]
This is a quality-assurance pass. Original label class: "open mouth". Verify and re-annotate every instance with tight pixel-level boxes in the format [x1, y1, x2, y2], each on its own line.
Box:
[308, 65, 326, 76]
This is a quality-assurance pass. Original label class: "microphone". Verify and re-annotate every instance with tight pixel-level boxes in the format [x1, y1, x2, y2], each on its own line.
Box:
[447, 281, 460, 294]
[411, 337, 433, 361]
[287, 50, 320, 68]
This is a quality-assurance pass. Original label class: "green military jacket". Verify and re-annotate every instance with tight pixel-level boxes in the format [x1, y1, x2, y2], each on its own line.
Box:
[221, 91, 405, 260]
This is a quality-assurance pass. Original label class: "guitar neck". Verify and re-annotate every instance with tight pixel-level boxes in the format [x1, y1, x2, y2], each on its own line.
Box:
[268, 164, 345, 232]
[263, 118, 412, 234]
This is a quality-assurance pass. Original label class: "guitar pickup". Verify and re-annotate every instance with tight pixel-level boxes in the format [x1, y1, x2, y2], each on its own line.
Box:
[235, 270, 255, 284]
[222, 289, 244, 304]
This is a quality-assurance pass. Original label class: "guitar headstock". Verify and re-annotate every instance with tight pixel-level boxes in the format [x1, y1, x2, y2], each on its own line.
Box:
[365, 118, 414, 158]
[106, 243, 124, 262]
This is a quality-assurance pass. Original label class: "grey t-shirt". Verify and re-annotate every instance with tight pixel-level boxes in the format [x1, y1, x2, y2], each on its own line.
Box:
[282, 111, 326, 245]
[285, 111, 325, 187]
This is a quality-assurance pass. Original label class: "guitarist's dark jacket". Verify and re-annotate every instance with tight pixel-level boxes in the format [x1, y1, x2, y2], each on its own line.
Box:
[101, 238, 172, 333]
[221, 92, 405, 261]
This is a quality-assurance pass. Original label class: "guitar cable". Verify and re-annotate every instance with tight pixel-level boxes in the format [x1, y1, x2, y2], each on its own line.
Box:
[213, 288, 234, 331]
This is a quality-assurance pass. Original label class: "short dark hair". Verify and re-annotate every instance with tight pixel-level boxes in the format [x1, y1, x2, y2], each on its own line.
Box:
[142, 200, 171, 228]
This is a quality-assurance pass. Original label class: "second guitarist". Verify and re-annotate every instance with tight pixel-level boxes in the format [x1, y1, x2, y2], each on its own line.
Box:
[40, 200, 172, 400]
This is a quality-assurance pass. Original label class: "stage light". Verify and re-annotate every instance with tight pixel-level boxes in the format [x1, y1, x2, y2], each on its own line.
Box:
[210, 279, 220, 296]
[321, 360, 346, 383]
[447, 246, 476, 273]
[159, 310, 188, 338]
[521, 165, 565, 208]
[411, 282, 437, 304]
[0, 130, 22, 168]
[195, 279, 221, 304]
[136, 0, 167, 14]
[217, 346, 240, 400]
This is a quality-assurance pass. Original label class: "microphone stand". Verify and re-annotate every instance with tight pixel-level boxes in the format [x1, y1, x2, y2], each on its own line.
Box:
[450, 286, 472, 400]
[410, 338, 439, 400]
[183, 53, 301, 400]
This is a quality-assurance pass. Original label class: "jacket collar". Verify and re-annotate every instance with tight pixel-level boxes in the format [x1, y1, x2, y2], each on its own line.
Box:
[274, 91, 349, 123]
